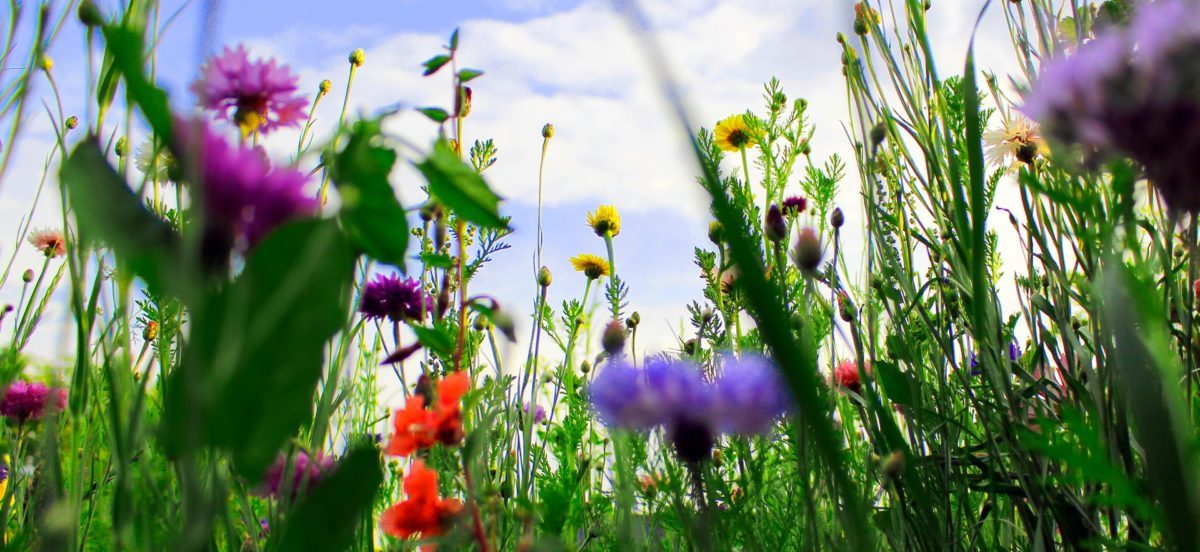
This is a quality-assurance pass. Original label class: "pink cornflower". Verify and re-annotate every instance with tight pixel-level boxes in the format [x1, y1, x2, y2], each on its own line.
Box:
[0, 381, 67, 422]
[192, 45, 308, 136]
[27, 228, 65, 258]
[178, 120, 317, 249]
[259, 450, 335, 500]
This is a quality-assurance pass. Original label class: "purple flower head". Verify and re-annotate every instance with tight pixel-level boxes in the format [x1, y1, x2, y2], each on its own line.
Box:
[524, 403, 547, 424]
[0, 462, 9, 483]
[781, 195, 807, 216]
[178, 120, 317, 249]
[1009, 341, 1021, 362]
[589, 357, 712, 431]
[259, 450, 334, 499]
[192, 44, 308, 136]
[359, 273, 432, 322]
[712, 354, 792, 435]
[1021, 0, 1200, 213]
[0, 381, 67, 422]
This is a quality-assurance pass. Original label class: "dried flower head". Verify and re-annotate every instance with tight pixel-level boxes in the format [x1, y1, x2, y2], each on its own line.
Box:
[714, 114, 757, 152]
[192, 45, 308, 136]
[570, 253, 610, 280]
[586, 205, 621, 237]
[27, 228, 66, 258]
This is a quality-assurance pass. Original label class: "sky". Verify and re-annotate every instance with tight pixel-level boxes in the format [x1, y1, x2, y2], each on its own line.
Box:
[0, 0, 1020, 383]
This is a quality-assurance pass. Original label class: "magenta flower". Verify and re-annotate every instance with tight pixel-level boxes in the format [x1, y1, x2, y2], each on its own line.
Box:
[259, 450, 335, 499]
[711, 355, 791, 435]
[1021, 0, 1200, 213]
[781, 195, 807, 216]
[178, 120, 316, 249]
[0, 381, 67, 422]
[359, 273, 432, 323]
[192, 44, 308, 136]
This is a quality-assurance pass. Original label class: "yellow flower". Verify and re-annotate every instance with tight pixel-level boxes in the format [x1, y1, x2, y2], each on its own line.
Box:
[570, 254, 610, 280]
[586, 205, 621, 237]
[714, 114, 757, 152]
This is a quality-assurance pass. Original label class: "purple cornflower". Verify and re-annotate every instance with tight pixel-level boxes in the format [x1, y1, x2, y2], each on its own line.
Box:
[711, 355, 792, 435]
[524, 403, 547, 424]
[1021, 0, 1200, 213]
[781, 195, 807, 216]
[968, 341, 1021, 376]
[179, 120, 316, 249]
[259, 450, 334, 499]
[359, 273, 433, 322]
[192, 45, 308, 136]
[0, 381, 67, 422]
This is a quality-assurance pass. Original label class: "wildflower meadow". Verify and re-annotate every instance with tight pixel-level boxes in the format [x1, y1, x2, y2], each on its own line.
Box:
[1, 0, 1199, 549]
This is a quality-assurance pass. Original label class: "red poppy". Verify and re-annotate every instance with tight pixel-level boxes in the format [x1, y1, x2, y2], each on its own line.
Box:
[385, 372, 472, 456]
[832, 360, 871, 394]
[381, 461, 463, 541]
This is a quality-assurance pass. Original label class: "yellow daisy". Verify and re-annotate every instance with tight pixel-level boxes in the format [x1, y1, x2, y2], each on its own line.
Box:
[570, 254, 610, 280]
[714, 114, 757, 152]
[586, 205, 621, 237]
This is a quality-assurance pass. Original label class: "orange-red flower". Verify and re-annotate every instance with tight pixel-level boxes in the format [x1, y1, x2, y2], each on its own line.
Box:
[381, 461, 462, 541]
[385, 372, 471, 457]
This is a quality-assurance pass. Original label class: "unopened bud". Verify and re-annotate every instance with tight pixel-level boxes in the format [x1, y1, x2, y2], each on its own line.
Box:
[537, 266, 552, 287]
[602, 319, 626, 356]
[831, 207, 845, 229]
[456, 87, 473, 118]
[870, 122, 887, 147]
[580, 360, 591, 374]
[64, 116, 79, 130]
[492, 308, 516, 342]
[78, 1, 103, 26]
[791, 228, 824, 274]
[21, 269, 34, 283]
[115, 137, 128, 157]
[542, 123, 555, 139]
[38, 54, 54, 72]
[837, 293, 855, 322]
[143, 321, 159, 341]
[473, 315, 488, 331]
[765, 205, 786, 243]
[349, 48, 366, 67]
[708, 221, 724, 245]
[319, 79, 332, 95]
[628, 311, 641, 327]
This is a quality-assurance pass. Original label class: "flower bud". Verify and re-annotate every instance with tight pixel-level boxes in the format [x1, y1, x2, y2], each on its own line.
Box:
[837, 292, 855, 322]
[831, 207, 845, 229]
[764, 205, 787, 243]
[22, 269, 34, 283]
[791, 228, 823, 274]
[319, 79, 332, 95]
[881, 450, 905, 479]
[472, 315, 488, 331]
[629, 311, 641, 327]
[707, 221, 724, 245]
[492, 308, 516, 342]
[798, 138, 812, 156]
[870, 122, 887, 147]
[349, 48, 366, 67]
[143, 321, 159, 341]
[64, 116, 78, 130]
[542, 123, 555, 139]
[580, 360, 591, 374]
[115, 137, 128, 157]
[456, 86, 473, 118]
[537, 266, 552, 287]
[38, 54, 54, 72]
[602, 319, 626, 356]
[78, 1, 103, 26]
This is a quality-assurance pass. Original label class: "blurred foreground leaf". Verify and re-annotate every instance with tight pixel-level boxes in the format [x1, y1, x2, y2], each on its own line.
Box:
[416, 140, 506, 229]
[330, 119, 409, 269]
[272, 445, 383, 552]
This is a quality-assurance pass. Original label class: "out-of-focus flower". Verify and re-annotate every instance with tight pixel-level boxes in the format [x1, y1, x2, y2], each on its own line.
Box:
[0, 381, 67, 422]
[380, 460, 462, 540]
[982, 115, 1048, 169]
[385, 372, 471, 457]
[791, 228, 824, 273]
[259, 450, 334, 499]
[524, 403, 547, 424]
[359, 274, 432, 323]
[570, 254, 610, 280]
[586, 205, 621, 237]
[27, 229, 66, 258]
[135, 139, 177, 183]
[178, 120, 316, 248]
[765, 205, 787, 243]
[192, 45, 308, 136]
[781, 195, 807, 216]
[832, 359, 870, 394]
[1021, 0, 1200, 213]
[711, 355, 791, 434]
[714, 114, 756, 152]
[853, 2, 882, 36]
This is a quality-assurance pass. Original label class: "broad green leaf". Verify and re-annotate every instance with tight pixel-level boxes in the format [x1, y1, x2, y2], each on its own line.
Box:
[100, 25, 173, 144]
[272, 445, 383, 552]
[163, 219, 356, 478]
[458, 68, 485, 82]
[416, 140, 506, 229]
[330, 119, 410, 269]
[422, 54, 451, 76]
[417, 107, 450, 123]
[61, 140, 181, 293]
[410, 324, 455, 356]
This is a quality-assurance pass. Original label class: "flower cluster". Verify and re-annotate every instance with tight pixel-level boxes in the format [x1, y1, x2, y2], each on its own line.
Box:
[1021, 0, 1200, 213]
[0, 381, 67, 422]
[589, 355, 791, 463]
[192, 44, 308, 136]
[259, 450, 334, 499]
[385, 371, 471, 457]
[178, 120, 317, 249]
[359, 273, 433, 323]
[380, 460, 462, 541]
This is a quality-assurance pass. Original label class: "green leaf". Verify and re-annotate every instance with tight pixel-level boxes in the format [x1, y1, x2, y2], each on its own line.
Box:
[329, 119, 410, 269]
[417, 107, 450, 123]
[61, 140, 182, 293]
[415, 140, 506, 229]
[419, 252, 453, 269]
[872, 359, 915, 406]
[100, 25, 173, 144]
[422, 54, 451, 76]
[163, 219, 356, 477]
[410, 324, 455, 356]
[449, 28, 460, 51]
[458, 68, 485, 83]
[272, 445, 383, 552]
